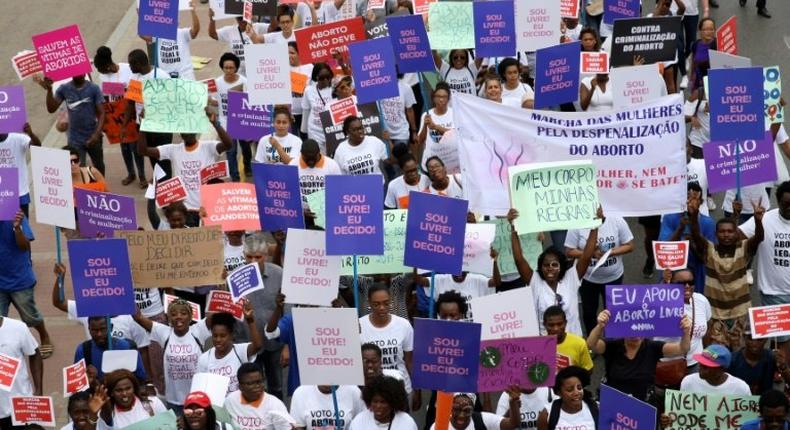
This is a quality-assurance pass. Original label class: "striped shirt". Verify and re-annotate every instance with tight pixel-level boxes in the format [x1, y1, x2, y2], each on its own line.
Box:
[704, 239, 752, 320]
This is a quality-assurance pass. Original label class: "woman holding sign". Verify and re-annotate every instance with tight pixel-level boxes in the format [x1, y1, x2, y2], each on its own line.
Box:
[302, 63, 334, 155]
[349, 375, 418, 430]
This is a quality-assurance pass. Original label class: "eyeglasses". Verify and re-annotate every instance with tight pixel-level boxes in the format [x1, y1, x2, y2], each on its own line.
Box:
[543, 261, 561, 269]
[183, 408, 205, 417]
[680, 280, 695, 286]
[240, 379, 265, 387]
[70, 158, 80, 164]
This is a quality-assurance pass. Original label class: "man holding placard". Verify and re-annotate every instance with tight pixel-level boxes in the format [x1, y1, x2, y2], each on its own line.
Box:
[0, 315, 42, 429]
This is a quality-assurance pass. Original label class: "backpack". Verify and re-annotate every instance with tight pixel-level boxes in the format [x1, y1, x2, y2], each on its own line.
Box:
[546, 396, 599, 430]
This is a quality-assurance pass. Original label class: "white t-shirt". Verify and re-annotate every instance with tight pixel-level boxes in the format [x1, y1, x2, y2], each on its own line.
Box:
[136, 288, 164, 317]
[552, 401, 596, 430]
[289, 155, 342, 201]
[302, 85, 333, 152]
[685, 99, 710, 148]
[0, 133, 31, 197]
[264, 30, 296, 44]
[501, 83, 535, 108]
[439, 60, 478, 95]
[105, 396, 167, 429]
[671, 0, 698, 16]
[385, 174, 429, 209]
[496, 387, 552, 429]
[334, 136, 388, 176]
[213, 74, 247, 129]
[0, 318, 38, 419]
[773, 126, 789, 185]
[419, 108, 454, 170]
[655, 293, 712, 365]
[581, 77, 613, 112]
[425, 174, 464, 199]
[530, 270, 584, 337]
[217, 25, 253, 74]
[157, 141, 222, 209]
[289, 385, 366, 429]
[425, 274, 492, 321]
[739, 209, 790, 295]
[429, 412, 502, 430]
[349, 410, 418, 430]
[224, 390, 291, 430]
[67, 301, 150, 347]
[291, 64, 314, 116]
[158, 28, 195, 80]
[722, 185, 770, 214]
[564, 216, 633, 284]
[380, 80, 417, 140]
[255, 133, 303, 164]
[224, 241, 246, 272]
[98, 62, 134, 101]
[197, 343, 254, 394]
[317, 1, 341, 24]
[150, 320, 211, 405]
[680, 372, 751, 396]
[359, 315, 414, 393]
[687, 158, 709, 216]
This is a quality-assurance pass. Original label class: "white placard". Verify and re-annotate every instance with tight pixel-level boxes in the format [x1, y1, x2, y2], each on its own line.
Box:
[293, 307, 364, 386]
[610, 64, 666, 109]
[515, 0, 561, 52]
[244, 43, 292, 106]
[101, 350, 138, 373]
[472, 288, 540, 340]
[31, 146, 75, 229]
[282, 229, 341, 306]
[462, 223, 496, 277]
[190, 373, 230, 406]
[709, 50, 752, 70]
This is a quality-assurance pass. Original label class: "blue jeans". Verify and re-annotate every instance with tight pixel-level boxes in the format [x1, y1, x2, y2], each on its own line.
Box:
[678, 15, 699, 76]
[0, 286, 43, 326]
[227, 140, 252, 182]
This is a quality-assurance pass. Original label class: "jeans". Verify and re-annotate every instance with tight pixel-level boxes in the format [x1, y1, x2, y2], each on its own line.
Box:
[121, 142, 146, 179]
[0, 286, 44, 326]
[550, 230, 567, 251]
[580, 275, 623, 335]
[227, 140, 253, 182]
[255, 347, 284, 400]
[74, 142, 105, 175]
[678, 15, 699, 76]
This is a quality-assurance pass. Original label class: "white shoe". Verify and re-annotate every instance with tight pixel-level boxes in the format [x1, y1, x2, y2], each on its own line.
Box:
[680, 75, 689, 90]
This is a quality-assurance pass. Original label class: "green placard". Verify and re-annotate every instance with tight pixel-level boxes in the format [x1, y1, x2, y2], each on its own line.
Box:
[125, 410, 178, 430]
[485, 219, 541, 276]
[428, 2, 475, 50]
[340, 209, 409, 275]
[306, 189, 326, 228]
[141, 78, 212, 133]
[665, 389, 759, 430]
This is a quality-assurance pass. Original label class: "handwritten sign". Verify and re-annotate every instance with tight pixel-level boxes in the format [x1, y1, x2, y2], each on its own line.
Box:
[200, 160, 229, 184]
[535, 42, 580, 109]
[63, 359, 89, 396]
[226, 92, 272, 141]
[155, 176, 188, 207]
[413, 318, 481, 392]
[290, 72, 308, 95]
[325, 174, 384, 255]
[295, 17, 366, 64]
[749, 304, 790, 339]
[473, 1, 516, 58]
[428, 2, 474, 50]
[164, 293, 201, 320]
[611, 63, 664, 108]
[478, 336, 556, 392]
[125, 79, 143, 103]
[716, 16, 737, 55]
[473, 288, 540, 340]
[703, 131, 777, 193]
[386, 15, 434, 73]
[0, 85, 26, 133]
[75, 189, 137, 238]
[653, 241, 689, 271]
[103, 98, 139, 144]
[709, 67, 764, 141]
[764, 66, 783, 127]
[68, 238, 136, 317]
[11, 51, 42, 80]
[293, 307, 364, 386]
[515, 0, 560, 52]
[0, 168, 19, 221]
[138, 0, 179, 40]
[116, 227, 224, 288]
[599, 385, 657, 430]
[486, 219, 540, 276]
[282, 229, 340, 306]
[508, 160, 600, 234]
[0, 353, 20, 392]
[227, 262, 264, 302]
[404, 191, 468, 275]
[605, 284, 684, 338]
[665, 389, 758, 430]
[32, 25, 91, 81]
[604, 0, 640, 25]
[560, 0, 579, 18]
[462, 223, 496, 277]
[349, 38, 400, 105]
[11, 397, 55, 427]
[339, 209, 409, 275]
[245, 44, 291, 105]
[207, 290, 244, 320]
[141, 79, 211, 133]
[610, 17, 681, 68]
[252, 163, 304, 232]
[201, 183, 261, 232]
[30, 146, 75, 229]
[581, 52, 609, 74]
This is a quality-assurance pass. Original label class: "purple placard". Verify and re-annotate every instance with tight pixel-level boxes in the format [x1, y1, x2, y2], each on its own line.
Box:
[599, 385, 657, 429]
[227, 263, 264, 301]
[473, 0, 516, 58]
[349, 37, 400, 105]
[709, 67, 764, 141]
[227, 92, 273, 141]
[67, 238, 136, 317]
[535, 42, 581, 109]
[0, 167, 19, 221]
[251, 163, 305, 232]
[603, 0, 640, 25]
[404, 191, 468, 275]
[138, 0, 179, 40]
[413, 318, 481, 392]
[478, 336, 557, 393]
[605, 284, 684, 338]
[75, 189, 137, 238]
[0, 86, 27, 133]
[386, 15, 434, 74]
[325, 174, 384, 256]
[703, 131, 777, 193]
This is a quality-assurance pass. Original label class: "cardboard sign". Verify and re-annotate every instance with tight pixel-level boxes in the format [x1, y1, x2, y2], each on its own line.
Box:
[155, 176, 188, 207]
[485, 219, 541, 276]
[293, 307, 365, 386]
[412, 0, 437, 15]
[103, 99, 139, 144]
[473, 1, 516, 58]
[116, 227, 225, 288]
[508, 160, 600, 234]
[321, 103, 383, 153]
[67, 238, 136, 317]
[339, 209, 410, 275]
[0, 353, 20, 392]
[665, 389, 758, 430]
[125, 79, 144, 103]
[282, 229, 341, 306]
[0, 168, 19, 221]
[141, 79, 211, 133]
[327, 98, 359, 126]
[290, 72, 308, 95]
[581, 52, 609, 74]
[349, 38, 400, 105]
[703, 131, 777, 193]
[749, 304, 790, 339]
[32, 25, 92, 81]
[610, 16, 681, 68]
[477, 336, 556, 392]
[252, 163, 305, 232]
[226, 92, 272, 141]
[295, 17, 366, 64]
[716, 16, 737, 55]
[653, 241, 689, 271]
[30, 146, 75, 229]
[764, 66, 783, 127]
[515, 0, 560, 52]
[404, 192, 468, 275]
[11, 397, 55, 427]
[412, 318, 481, 392]
[200, 160, 229, 184]
[605, 284, 684, 338]
[164, 293, 201, 320]
[75, 189, 137, 238]
[535, 42, 581, 109]
[386, 15, 434, 73]
[599, 385, 657, 430]
[462, 223, 496, 277]
[603, 0, 640, 25]
[366, 16, 389, 40]
[201, 183, 261, 232]
[324, 174, 384, 255]
[63, 359, 89, 396]
[428, 2, 474, 50]
[560, 0, 579, 18]
[244, 44, 291, 105]
[611, 64, 665, 108]
[11, 51, 42, 80]
[227, 262, 264, 301]
[709, 67, 764, 142]
[206, 290, 244, 320]
[0, 86, 26, 133]
[138, 0, 179, 40]
[472, 288, 540, 340]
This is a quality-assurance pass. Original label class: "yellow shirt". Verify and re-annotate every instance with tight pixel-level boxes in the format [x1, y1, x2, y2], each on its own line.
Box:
[556, 332, 594, 371]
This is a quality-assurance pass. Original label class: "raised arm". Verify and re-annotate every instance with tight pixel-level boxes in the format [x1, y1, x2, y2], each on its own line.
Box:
[51, 263, 68, 313]
[189, 1, 200, 39]
[242, 302, 263, 359]
[266, 293, 285, 335]
[661, 315, 691, 357]
[688, 200, 709, 260]
[132, 307, 154, 333]
[23, 123, 42, 147]
[489, 248, 501, 288]
[575, 224, 599, 279]
[499, 386, 523, 430]
[586, 309, 609, 354]
[212, 115, 233, 154]
[208, 7, 219, 40]
[746, 202, 765, 256]
[508, 209, 534, 284]
[137, 131, 161, 159]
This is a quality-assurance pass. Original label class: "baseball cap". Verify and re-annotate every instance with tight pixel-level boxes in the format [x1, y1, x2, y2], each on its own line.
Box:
[183, 391, 212, 409]
[693, 344, 732, 368]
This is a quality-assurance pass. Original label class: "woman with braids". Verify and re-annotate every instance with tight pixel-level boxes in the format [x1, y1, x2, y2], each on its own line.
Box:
[95, 369, 167, 428]
[349, 375, 418, 429]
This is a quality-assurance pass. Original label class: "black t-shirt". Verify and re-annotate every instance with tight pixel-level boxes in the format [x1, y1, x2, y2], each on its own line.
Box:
[603, 339, 665, 401]
[729, 349, 776, 395]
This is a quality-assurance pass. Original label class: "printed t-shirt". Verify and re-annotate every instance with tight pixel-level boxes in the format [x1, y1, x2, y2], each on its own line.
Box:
[150, 320, 211, 405]
[157, 141, 222, 210]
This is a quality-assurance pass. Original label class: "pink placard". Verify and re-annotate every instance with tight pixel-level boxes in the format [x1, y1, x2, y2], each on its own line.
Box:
[32, 25, 92, 81]
[102, 82, 125, 96]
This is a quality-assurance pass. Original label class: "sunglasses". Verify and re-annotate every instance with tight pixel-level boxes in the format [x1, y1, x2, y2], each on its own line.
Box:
[452, 55, 466, 60]
[183, 408, 205, 417]
[70, 158, 79, 164]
